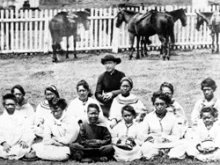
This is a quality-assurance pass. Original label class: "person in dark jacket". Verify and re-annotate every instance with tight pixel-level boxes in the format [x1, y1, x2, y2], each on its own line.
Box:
[95, 55, 125, 117]
[69, 103, 114, 163]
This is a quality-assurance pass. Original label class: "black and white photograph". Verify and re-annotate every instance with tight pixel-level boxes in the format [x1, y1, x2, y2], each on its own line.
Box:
[0, 0, 220, 164]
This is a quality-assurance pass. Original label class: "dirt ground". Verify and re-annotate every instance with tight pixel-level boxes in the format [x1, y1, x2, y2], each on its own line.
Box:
[0, 48, 220, 124]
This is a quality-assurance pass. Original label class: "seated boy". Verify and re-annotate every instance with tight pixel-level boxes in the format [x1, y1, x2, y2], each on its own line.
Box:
[70, 103, 114, 163]
[0, 94, 35, 160]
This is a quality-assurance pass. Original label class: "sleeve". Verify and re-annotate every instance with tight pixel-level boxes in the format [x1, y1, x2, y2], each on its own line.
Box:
[111, 124, 120, 144]
[191, 100, 203, 127]
[99, 127, 112, 145]
[95, 74, 106, 104]
[138, 117, 150, 143]
[0, 119, 6, 145]
[66, 100, 79, 121]
[43, 120, 56, 145]
[56, 118, 80, 145]
[109, 98, 122, 122]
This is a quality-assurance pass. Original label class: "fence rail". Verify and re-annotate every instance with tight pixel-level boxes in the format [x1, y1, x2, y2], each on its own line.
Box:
[0, 5, 219, 54]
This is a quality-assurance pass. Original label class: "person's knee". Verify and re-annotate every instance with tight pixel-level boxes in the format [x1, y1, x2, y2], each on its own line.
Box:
[100, 145, 114, 156]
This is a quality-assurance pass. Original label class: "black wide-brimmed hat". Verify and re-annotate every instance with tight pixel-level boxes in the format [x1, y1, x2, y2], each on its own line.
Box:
[101, 55, 121, 65]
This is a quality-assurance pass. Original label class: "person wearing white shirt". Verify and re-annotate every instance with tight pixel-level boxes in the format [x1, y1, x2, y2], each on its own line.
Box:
[32, 98, 79, 161]
[191, 78, 220, 127]
[0, 94, 35, 160]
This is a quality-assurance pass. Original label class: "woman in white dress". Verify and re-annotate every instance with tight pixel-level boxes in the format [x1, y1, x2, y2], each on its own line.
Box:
[140, 91, 187, 160]
[109, 77, 147, 128]
[32, 98, 79, 161]
[67, 80, 107, 126]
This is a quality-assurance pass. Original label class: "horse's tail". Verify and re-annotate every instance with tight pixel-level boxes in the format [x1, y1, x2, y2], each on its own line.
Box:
[167, 16, 175, 43]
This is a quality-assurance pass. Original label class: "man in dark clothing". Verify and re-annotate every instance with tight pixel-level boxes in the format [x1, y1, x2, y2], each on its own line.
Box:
[95, 54, 125, 117]
[69, 103, 114, 163]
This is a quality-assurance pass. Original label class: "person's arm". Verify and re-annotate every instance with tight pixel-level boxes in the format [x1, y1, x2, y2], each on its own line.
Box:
[95, 74, 106, 104]
[191, 100, 202, 127]
[54, 118, 80, 145]
[109, 72, 125, 98]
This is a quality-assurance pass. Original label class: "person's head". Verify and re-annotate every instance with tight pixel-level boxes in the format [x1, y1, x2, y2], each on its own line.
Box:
[151, 91, 171, 115]
[120, 77, 133, 96]
[11, 85, 25, 104]
[200, 107, 218, 127]
[160, 82, 174, 99]
[44, 85, 60, 103]
[76, 80, 92, 101]
[87, 103, 100, 124]
[49, 98, 67, 120]
[121, 105, 136, 124]
[201, 78, 217, 101]
[101, 55, 121, 72]
[2, 93, 17, 115]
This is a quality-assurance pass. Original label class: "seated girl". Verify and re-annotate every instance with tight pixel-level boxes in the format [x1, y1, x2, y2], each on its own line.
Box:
[186, 107, 220, 162]
[109, 77, 147, 128]
[160, 82, 188, 137]
[0, 94, 35, 160]
[32, 98, 79, 161]
[140, 91, 187, 160]
[111, 105, 142, 161]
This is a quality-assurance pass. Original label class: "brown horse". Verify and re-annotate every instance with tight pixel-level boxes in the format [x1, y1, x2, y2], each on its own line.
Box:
[49, 10, 90, 62]
[196, 12, 220, 53]
[116, 9, 175, 60]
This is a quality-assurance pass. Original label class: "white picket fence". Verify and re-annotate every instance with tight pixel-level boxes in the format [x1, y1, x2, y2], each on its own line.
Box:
[0, 5, 219, 54]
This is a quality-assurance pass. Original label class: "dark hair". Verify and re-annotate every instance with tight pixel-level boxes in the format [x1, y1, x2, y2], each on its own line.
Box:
[45, 85, 60, 98]
[200, 107, 218, 119]
[160, 82, 174, 94]
[151, 91, 171, 105]
[2, 93, 17, 105]
[201, 78, 217, 91]
[76, 80, 93, 97]
[11, 85, 25, 96]
[121, 105, 136, 117]
[49, 98, 67, 110]
[87, 103, 100, 112]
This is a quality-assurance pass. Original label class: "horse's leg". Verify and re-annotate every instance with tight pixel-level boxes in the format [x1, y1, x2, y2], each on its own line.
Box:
[66, 37, 69, 59]
[52, 43, 58, 62]
[129, 33, 135, 60]
[73, 33, 77, 58]
[144, 37, 148, 56]
[140, 36, 144, 57]
[211, 33, 215, 53]
[136, 35, 140, 59]
[216, 33, 219, 53]
[158, 35, 166, 60]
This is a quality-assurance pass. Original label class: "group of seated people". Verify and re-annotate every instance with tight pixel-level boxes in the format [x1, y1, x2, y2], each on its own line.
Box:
[1, 54, 220, 163]
[0, 76, 220, 162]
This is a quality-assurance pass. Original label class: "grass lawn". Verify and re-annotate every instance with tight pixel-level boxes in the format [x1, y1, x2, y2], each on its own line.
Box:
[0, 48, 220, 164]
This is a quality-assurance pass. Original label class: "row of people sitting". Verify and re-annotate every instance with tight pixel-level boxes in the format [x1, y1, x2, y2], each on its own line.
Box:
[0, 76, 219, 162]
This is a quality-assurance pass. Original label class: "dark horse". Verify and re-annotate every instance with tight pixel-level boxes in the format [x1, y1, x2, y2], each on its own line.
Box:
[142, 8, 187, 55]
[196, 12, 220, 53]
[49, 10, 90, 62]
[116, 9, 175, 60]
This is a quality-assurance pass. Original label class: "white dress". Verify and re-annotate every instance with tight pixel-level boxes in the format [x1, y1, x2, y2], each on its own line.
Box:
[186, 119, 220, 162]
[0, 110, 35, 160]
[32, 111, 79, 161]
[111, 120, 142, 161]
[191, 97, 220, 126]
[140, 111, 187, 160]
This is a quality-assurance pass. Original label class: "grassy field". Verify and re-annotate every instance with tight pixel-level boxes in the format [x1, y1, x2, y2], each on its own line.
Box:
[0, 48, 220, 164]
